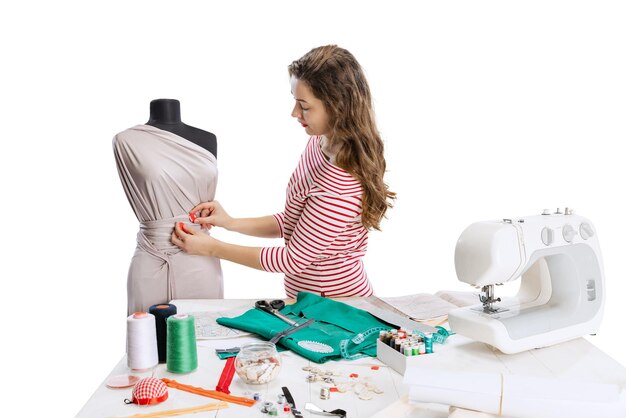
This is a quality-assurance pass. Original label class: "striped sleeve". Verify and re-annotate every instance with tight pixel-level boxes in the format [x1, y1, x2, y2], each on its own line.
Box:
[260, 194, 361, 274]
[273, 212, 285, 238]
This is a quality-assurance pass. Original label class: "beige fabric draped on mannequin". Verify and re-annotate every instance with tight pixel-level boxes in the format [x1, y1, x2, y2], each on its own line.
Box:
[113, 124, 223, 314]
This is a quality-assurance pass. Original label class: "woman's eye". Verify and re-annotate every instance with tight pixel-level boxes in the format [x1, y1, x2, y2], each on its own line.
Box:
[301, 107, 310, 111]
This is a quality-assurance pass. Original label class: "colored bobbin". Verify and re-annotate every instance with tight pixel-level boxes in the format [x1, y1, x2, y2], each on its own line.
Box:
[320, 387, 330, 400]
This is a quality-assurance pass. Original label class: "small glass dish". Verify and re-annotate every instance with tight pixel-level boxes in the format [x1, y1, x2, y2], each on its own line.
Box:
[234, 342, 281, 384]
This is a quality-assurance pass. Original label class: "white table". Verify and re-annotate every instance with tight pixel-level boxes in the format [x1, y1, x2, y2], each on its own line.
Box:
[77, 299, 626, 418]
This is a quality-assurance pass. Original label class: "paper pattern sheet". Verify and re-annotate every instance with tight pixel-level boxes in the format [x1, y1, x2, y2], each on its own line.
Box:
[434, 290, 480, 308]
[380, 291, 479, 321]
[189, 307, 253, 339]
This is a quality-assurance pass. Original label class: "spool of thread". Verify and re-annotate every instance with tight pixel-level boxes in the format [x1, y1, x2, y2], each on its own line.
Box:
[166, 313, 198, 373]
[126, 312, 159, 371]
[149, 303, 177, 363]
[425, 333, 433, 354]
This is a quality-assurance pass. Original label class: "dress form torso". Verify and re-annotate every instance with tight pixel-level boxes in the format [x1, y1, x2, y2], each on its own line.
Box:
[146, 98, 218, 158]
[113, 100, 223, 314]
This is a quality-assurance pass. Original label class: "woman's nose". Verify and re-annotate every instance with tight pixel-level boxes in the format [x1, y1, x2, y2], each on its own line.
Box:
[291, 103, 301, 119]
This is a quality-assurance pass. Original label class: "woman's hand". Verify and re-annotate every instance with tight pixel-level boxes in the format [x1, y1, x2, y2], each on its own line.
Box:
[171, 222, 218, 256]
[189, 201, 233, 230]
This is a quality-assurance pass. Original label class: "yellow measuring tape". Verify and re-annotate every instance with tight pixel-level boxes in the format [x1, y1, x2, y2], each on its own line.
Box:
[110, 401, 228, 418]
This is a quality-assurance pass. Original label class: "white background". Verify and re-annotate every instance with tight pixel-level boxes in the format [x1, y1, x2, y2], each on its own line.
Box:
[2, 1, 625, 415]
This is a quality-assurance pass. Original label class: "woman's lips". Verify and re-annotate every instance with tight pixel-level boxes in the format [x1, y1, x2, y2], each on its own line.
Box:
[299, 121, 308, 127]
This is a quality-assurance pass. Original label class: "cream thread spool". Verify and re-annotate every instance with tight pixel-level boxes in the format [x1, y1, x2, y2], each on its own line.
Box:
[126, 312, 158, 371]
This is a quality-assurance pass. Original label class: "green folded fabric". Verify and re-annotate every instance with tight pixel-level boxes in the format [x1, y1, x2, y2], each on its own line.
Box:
[216, 292, 392, 363]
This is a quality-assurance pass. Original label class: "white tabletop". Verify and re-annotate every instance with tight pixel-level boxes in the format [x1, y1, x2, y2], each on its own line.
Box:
[77, 299, 626, 418]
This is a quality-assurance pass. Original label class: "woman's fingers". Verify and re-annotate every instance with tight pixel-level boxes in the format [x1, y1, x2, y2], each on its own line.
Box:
[179, 222, 196, 235]
[171, 230, 184, 247]
[173, 222, 198, 250]
[191, 201, 217, 214]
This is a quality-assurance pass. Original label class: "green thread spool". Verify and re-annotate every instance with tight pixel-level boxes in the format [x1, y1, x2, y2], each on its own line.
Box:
[166, 313, 198, 373]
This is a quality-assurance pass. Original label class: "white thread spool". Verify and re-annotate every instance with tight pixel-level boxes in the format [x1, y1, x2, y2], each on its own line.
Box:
[126, 312, 158, 371]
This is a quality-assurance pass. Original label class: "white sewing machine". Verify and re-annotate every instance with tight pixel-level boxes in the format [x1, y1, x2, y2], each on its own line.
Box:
[448, 208, 605, 354]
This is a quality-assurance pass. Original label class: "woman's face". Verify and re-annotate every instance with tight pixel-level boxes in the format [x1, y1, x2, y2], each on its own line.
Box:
[290, 76, 331, 137]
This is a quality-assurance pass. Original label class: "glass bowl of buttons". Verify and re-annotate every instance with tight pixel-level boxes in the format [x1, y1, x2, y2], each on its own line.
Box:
[234, 342, 281, 384]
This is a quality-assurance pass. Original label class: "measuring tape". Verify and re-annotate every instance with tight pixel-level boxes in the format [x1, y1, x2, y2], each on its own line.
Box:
[413, 326, 454, 344]
[339, 326, 389, 360]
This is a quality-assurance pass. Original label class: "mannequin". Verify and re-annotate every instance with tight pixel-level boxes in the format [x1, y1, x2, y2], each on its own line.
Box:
[146, 98, 217, 157]
[113, 102, 223, 314]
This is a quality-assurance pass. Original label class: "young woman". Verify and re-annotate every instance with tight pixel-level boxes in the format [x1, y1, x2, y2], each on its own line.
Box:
[171, 45, 395, 298]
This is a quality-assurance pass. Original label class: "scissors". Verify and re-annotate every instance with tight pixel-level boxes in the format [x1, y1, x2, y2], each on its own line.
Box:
[255, 299, 298, 326]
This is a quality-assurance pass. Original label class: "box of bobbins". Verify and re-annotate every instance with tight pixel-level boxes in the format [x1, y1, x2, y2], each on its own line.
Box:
[376, 328, 443, 375]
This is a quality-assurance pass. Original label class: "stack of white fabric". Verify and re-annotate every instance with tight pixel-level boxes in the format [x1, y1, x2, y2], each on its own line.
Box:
[448, 406, 497, 418]
[405, 367, 626, 418]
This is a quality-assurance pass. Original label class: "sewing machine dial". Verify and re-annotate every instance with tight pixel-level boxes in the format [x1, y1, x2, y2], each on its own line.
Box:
[541, 227, 554, 246]
[562, 224, 577, 243]
[580, 223, 595, 240]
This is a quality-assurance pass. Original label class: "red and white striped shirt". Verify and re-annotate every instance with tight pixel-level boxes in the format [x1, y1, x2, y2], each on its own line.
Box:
[260, 136, 373, 298]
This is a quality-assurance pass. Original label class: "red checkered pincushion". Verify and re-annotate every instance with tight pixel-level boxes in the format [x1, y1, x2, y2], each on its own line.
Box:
[129, 377, 168, 405]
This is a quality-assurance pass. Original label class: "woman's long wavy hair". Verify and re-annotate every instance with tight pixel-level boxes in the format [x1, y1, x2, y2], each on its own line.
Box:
[288, 45, 396, 230]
